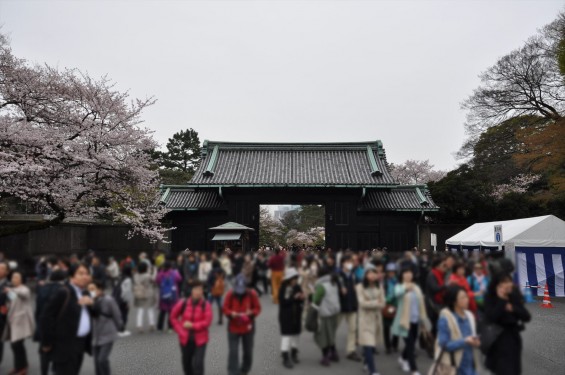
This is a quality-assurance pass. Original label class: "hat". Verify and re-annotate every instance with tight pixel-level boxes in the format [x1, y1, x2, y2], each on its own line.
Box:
[283, 267, 299, 281]
[386, 263, 397, 272]
[233, 273, 247, 294]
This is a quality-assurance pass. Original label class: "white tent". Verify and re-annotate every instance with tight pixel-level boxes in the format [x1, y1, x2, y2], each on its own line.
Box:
[446, 215, 565, 297]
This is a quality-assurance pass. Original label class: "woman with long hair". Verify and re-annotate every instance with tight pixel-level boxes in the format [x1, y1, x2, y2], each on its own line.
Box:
[484, 272, 531, 375]
[355, 264, 386, 375]
[278, 268, 304, 369]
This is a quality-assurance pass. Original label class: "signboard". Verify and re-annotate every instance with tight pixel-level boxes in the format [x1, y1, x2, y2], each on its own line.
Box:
[494, 225, 503, 250]
[431, 233, 437, 251]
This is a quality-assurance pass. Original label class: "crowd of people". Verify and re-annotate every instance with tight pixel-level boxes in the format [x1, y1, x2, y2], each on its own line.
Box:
[0, 245, 532, 375]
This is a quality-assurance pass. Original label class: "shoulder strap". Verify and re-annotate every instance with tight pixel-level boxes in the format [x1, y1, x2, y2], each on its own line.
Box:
[57, 286, 71, 321]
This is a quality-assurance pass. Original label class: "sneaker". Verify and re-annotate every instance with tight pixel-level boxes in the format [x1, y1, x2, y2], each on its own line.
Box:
[346, 352, 362, 362]
[398, 357, 410, 372]
[412, 372, 421, 375]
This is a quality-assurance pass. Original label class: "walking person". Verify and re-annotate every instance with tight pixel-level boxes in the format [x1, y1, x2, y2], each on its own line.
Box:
[198, 254, 212, 298]
[448, 262, 477, 314]
[337, 255, 361, 361]
[467, 263, 489, 313]
[133, 262, 156, 333]
[156, 261, 182, 332]
[254, 253, 269, 295]
[278, 268, 304, 369]
[392, 266, 430, 375]
[223, 274, 262, 375]
[383, 262, 399, 354]
[356, 265, 386, 375]
[484, 272, 531, 375]
[88, 280, 123, 375]
[435, 285, 482, 375]
[207, 260, 226, 325]
[170, 280, 213, 375]
[426, 257, 447, 337]
[2, 270, 35, 375]
[35, 268, 67, 375]
[268, 249, 285, 304]
[312, 266, 341, 366]
[105, 257, 120, 288]
[40, 263, 94, 375]
[114, 265, 133, 337]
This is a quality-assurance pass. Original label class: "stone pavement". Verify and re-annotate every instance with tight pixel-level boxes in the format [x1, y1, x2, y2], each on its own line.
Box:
[0, 293, 562, 374]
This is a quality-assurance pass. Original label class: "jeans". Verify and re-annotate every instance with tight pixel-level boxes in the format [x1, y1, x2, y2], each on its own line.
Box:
[94, 342, 114, 375]
[119, 304, 129, 332]
[180, 340, 206, 375]
[157, 310, 172, 331]
[208, 296, 223, 323]
[227, 329, 255, 375]
[11, 339, 27, 371]
[383, 318, 399, 351]
[402, 323, 419, 371]
[362, 346, 377, 374]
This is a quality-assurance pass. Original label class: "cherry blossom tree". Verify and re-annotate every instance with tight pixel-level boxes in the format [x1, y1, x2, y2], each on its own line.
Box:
[490, 174, 541, 201]
[389, 159, 447, 185]
[0, 33, 169, 241]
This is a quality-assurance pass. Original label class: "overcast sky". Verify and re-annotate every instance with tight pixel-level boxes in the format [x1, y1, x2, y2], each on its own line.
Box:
[1, 0, 563, 170]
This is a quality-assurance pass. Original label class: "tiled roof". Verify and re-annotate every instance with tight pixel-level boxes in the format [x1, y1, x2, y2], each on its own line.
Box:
[160, 189, 225, 210]
[188, 141, 396, 186]
[361, 187, 439, 211]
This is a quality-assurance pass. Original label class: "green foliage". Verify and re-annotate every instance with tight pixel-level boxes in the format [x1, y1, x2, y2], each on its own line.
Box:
[152, 128, 201, 185]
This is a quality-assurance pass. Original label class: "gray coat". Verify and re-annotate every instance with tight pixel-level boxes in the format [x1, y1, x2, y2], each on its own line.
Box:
[92, 294, 123, 346]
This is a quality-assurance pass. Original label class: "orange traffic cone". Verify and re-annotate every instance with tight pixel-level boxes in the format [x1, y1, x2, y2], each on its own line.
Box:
[540, 283, 554, 309]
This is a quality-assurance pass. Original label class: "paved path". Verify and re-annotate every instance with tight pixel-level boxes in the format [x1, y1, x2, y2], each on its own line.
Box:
[0, 294, 562, 374]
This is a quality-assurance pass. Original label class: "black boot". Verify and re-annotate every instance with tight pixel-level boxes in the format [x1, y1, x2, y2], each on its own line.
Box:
[217, 307, 223, 325]
[282, 352, 294, 369]
[291, 348, 300, 364]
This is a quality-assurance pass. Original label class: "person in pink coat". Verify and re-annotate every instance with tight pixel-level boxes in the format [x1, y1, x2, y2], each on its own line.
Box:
[170, 280, 213, 375]
[156, 261, 182, 331]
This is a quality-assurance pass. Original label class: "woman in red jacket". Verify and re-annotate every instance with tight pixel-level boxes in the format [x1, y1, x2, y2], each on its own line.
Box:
[448, 262, 477, 313]
[170, 280, 213, 375]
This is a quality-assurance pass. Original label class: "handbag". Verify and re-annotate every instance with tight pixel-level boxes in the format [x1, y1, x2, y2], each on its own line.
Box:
[305, 305, 318, 332]
[382, 304, 397, 319]
[419, 327, 435, 358]
[480, 323, 504, 355]
[427, 347, 457, 375]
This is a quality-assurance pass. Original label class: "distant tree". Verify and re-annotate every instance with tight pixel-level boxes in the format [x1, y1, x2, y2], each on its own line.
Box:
[259, 206, 283, 246]
[0, 33, 168, 240]
[459, 13, 565, 158]
[152, 128, 201, 184]
[389, 160, 446, 185]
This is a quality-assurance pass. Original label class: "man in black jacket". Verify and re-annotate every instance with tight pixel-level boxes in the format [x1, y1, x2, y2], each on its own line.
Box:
[0, 262, 9, 366]
[41, 263, 94, 375]
[337, 255, 360, 361]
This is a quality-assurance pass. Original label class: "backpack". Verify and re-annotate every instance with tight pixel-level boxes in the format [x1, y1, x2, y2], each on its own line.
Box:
[160, 273, 177, 304]
[112, 278, 127, 308]
[211, 273, 225, 297]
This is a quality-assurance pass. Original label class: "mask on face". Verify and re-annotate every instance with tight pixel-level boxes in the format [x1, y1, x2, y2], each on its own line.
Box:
[345, 263, 353, 271]
[90, 291, 97, 299]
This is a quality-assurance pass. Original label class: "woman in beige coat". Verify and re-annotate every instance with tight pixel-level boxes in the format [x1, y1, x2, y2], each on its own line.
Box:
[133, 262, 156, 333]
[355, 264, 386, 375]
[2, 271, 34, 375]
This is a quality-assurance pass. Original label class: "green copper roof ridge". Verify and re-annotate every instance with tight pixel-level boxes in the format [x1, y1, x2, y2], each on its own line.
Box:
[366, 145, 381, 176]
[415, 187, 428, 205]
[159, 187, 171, 203]
[203, 145, 220, 176]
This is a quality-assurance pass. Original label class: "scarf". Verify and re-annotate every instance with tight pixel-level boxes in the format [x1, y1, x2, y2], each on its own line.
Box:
[399, 283, 428, 331]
